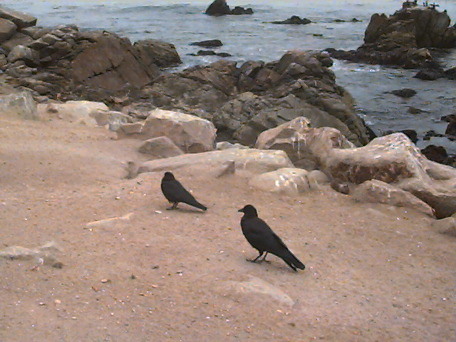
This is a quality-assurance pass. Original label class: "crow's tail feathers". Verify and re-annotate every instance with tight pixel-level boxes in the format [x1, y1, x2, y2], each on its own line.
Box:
[188, 199, 207, 211]
[282, 251, 305, 271]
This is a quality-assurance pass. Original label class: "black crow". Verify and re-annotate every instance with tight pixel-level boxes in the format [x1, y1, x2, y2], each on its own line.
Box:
[238, 204, 305, 271]
[161, 172, 207, 211]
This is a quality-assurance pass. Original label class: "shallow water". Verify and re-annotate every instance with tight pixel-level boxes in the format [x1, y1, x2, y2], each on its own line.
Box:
[2, 0, 455, 152]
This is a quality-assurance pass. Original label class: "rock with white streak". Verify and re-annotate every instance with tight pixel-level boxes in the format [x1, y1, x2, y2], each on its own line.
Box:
[249, 168, 310, 195]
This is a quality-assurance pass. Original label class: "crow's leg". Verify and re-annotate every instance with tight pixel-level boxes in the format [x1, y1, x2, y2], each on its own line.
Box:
[260, 252, 271, 263]
[248, 251, 264, 263]
[166, 202, 178, 210]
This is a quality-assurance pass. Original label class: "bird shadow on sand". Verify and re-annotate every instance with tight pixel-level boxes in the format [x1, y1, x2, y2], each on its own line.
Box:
[163, 206, 208, 214]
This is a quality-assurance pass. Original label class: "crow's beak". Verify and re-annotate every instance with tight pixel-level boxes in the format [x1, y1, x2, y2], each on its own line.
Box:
[237, 208, 244, 213]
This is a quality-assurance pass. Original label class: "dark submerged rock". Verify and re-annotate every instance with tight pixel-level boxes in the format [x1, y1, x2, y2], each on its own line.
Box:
[390, 88, 417, 98]
[190, 39, 223, 48]
[421, 145, 448, 164]
[270, 16, 312, 25]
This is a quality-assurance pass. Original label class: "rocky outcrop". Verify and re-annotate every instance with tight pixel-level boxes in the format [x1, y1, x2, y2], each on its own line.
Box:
[143, 50, 370, 146]
[205, 0, 253, 16]
[0, 8, 181, 103]
[327, 7, 456, 69]
[118, 109, 217, 153]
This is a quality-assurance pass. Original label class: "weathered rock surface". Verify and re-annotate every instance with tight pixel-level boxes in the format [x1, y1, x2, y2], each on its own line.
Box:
[118, 109, 216, 153]
[352, 179, 435, 217]
[249, 168, 310, 195]
[255, 116, 355, 169]
[138, 136, 184, 158]
[137, 148, 294, 175]
[327, 7, 456, 69]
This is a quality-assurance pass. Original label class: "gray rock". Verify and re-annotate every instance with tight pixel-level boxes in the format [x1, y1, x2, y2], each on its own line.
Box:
[7, 45, 39, 66]
[0, 18, 16, 43]
[0, 32, 33, 53]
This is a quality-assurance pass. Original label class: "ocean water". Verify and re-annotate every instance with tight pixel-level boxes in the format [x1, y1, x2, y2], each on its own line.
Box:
[2, 0, 456, 152]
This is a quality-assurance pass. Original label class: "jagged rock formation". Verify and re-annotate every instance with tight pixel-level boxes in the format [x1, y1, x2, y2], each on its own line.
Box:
[327, 6, 456, 70]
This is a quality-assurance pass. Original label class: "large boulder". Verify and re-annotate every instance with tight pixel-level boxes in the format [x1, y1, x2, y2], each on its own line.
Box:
[137, 148, 294, 175]
[118, 109, 217, 153]
[322, 132, 456, 218]
[352, 180, 435, 217]
[255, 116, 355, 169]
[328, 7, 456, 69]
